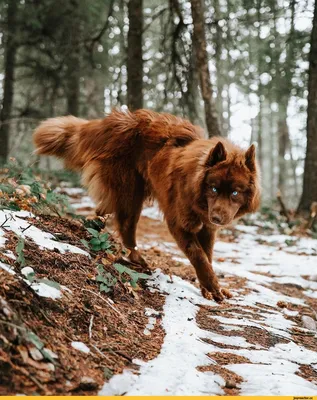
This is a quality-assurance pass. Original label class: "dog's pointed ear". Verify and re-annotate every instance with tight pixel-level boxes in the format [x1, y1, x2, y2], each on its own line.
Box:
[245, 144, 256, 172]
[206, 141, 227, 167]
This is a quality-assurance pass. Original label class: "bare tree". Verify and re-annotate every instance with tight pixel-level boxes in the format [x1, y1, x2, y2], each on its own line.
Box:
[191, 0, 221, 137]
[0, 0, 19, 163]
[127, 0, 143, 111]
[298, 0, 317, 213]
[65, 0, 82, 116]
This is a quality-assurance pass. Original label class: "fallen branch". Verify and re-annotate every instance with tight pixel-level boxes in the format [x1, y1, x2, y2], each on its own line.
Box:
[277, 190, 291, 224]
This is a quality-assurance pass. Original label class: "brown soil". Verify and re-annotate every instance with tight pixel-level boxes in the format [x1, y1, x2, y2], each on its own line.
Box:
[208, 352, 251, 365]
[297, 365, 317, 384]
[197, 364, 243, 395]
[0, 214, 164, 395]
[197, 306, 290, 350]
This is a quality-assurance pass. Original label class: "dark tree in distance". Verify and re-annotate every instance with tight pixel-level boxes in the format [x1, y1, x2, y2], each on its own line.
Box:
[65, 0, 82, 116]
[298, 0, 317, 213]
[191, 0, 221, 138]
[127, 0, 143, 111]
[0, 0, 19, 164]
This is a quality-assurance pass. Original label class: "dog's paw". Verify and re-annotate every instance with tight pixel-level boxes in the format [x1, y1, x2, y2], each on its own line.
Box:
[201, 287, 214, 300]
[201, 286, 232, 302]
[128, 248, 149, 268]
[221, 287, 232, 299]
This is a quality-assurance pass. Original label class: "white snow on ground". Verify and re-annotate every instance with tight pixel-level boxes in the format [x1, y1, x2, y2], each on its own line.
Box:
[0, 210, 88, 256]
[71, 196, 95, 211]
[141, 204, 164, 221]
[100, 271, 225, 396]
[0, 209, 86, 300]
[0, 253, 71, 300]
[71, 341, 90, 354]
[2, 197, 315, 395]
[100, 206, 317, 396]
[55, 187, 85, 196]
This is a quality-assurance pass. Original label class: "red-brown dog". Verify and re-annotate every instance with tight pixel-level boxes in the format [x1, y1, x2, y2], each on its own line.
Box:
[33, 109, 260, 302]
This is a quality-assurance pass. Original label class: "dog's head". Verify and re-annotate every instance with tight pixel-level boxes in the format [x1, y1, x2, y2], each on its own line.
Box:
[201, 141, 260, 226]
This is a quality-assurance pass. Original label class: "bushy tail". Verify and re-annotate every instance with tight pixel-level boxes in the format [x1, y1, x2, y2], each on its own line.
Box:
[33, 116, 87, 169]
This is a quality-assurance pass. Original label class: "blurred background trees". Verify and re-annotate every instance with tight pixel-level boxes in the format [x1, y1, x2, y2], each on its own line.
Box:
[0, 0, 316, 212]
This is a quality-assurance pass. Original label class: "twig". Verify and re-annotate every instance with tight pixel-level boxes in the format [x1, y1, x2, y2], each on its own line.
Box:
[81, 288, 126, 322]
[91, 344, 110, 360]
[0, 319, 26, 331]
[89, 315, 94, 340]
[18, 366, 47, 394]
[0, 215, 10, 229]
[21, 224, 32, 233]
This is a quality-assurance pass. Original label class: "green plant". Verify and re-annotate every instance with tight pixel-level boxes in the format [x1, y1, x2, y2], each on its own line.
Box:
[96, 265, 117, 293]
[0, 162, 71, 215]
[82, 228, 113, 253]
[16, 237, 26, 266]
[114, 263, 150, 288]
[25, 331, 55, 363]
[285, 239, 298, 247]
[24, 270, 61, 290]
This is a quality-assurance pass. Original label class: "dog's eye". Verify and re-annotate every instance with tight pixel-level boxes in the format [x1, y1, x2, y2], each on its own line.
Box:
[212, 187, 217, 193]
[232, 191, 238, 196]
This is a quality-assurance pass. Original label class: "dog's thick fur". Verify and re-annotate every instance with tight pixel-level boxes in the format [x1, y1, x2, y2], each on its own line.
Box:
[33, 109, 260, 302]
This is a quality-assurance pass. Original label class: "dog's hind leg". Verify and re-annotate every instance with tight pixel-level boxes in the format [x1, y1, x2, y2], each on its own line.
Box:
[115, 175, 148, 267]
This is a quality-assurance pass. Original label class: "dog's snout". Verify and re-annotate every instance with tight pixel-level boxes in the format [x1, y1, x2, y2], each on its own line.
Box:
[211, 215, 222, 225]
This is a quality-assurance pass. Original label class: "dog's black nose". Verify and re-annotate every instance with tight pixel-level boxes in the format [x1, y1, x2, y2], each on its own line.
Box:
[211, 216, 222, 224]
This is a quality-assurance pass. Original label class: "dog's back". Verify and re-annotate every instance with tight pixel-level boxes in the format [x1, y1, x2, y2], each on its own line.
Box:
[33, 109, 203, 213]
[34, 109, 202, 169]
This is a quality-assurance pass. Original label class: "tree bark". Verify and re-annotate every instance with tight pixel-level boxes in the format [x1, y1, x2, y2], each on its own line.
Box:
[191, 0, 222, 137]
[127, 0, 143, 111]
[277, 113, 288, 197]
[66, 0, 81, 116]
[0, 0, 19, 164]
[256, 0, 263, 170]
[214, 0, 225, 134]
[298, 0, 317, 212]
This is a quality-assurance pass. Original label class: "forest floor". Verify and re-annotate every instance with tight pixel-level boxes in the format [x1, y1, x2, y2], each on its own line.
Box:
[1, 184, 317, 395]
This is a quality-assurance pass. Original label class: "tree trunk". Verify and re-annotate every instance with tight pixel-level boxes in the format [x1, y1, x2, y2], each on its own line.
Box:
[214, 0, 225, 135]
[191, 0, 221, 137]
[127, 0, 143, 111]
[186, 39, 200, 124]
[0, 0, 19, 164]
[66, 0, 81, 116]
[277, 112, 288, 197]
[298, 0, 317, 212]
[269, 109, 276, 200]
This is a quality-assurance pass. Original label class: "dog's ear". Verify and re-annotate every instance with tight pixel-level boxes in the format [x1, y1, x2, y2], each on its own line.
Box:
[245, 144, 256, 172]
[206, 141, 227, 167]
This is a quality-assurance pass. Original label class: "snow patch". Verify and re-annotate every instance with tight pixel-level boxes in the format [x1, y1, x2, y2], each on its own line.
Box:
[71, 341, 90, 354]
[0, 210, 89, 256]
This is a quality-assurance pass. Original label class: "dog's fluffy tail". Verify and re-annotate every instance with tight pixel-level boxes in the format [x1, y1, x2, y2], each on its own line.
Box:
[33, 116, 87, 169]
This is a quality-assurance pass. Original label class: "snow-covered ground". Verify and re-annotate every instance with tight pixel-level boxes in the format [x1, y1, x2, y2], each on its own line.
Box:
[0, 210, 87, 300]
[1, 203, 316, 396]
[100, 208, 317, 396]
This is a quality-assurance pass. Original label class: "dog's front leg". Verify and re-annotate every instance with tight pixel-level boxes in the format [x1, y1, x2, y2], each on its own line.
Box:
[196, 225, 216, 263]
[167, 222, 231, 302]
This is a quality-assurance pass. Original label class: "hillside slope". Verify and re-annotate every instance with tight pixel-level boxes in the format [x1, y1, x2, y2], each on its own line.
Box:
[1, 185, 317, 395]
